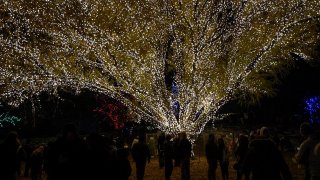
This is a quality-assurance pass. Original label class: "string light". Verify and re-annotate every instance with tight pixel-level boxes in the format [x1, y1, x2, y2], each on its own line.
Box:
[305, 96, 320, 124]
[0, 113, 21, 127]
[0, 0, 319, 138]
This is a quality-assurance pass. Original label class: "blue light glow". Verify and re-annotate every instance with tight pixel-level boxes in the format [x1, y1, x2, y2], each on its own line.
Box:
[305, 96, 320, 124]
[171, 81, 179, 96]
[171, 82, 180, 121]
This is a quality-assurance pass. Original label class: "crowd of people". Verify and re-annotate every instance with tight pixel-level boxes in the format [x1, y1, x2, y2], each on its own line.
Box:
[202, 123, 320, 180]
[0, 122, 319, 180]
[0, 124, 131, 180]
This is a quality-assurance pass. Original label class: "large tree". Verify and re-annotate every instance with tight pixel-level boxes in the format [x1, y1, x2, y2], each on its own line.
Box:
[1, 0, 319, 137]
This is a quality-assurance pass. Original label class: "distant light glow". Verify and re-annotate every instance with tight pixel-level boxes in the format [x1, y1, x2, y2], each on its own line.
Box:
[305, 96, 320, 124]
[0, 113, 21, 127]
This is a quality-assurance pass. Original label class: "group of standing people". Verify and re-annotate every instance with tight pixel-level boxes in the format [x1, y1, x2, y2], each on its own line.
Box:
[205, 122, 320, 180]
[155, 132, 192, 180]
[206, 126, 293, 180]
[0, 124, 132, 180]
[233, 127, 292, 180]
[126, 130, 193, 180]
[0, 126, 194, 180]
[206, 133, 230, 180]
[1, 122, 320, 180]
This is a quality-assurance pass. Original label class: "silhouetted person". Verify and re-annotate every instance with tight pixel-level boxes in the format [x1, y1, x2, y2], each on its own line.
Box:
[85, 133, 110, 180]
[234, 134, 249, 180]
[243, 127, 292, 180]
[158, 132, 165, 168]
[173, 135, 181, 167]
[105, 135, 118, 178]
[46, 124, 87, 180]
[23, 139, 33, 178]
[43, 141, 53, 180]
[282, 136, 295, 152]
[0, 131, 26, 180]
[116, 148, 132, 180]
[30, 145, 44, 180]
[217, 137, 229, 180]
[206, 133, 218, 180]
[179, 132, 192, 180]
[132, 135, 150, 180]
[164, 134, 174, 180]
[294, 122, 320, 180]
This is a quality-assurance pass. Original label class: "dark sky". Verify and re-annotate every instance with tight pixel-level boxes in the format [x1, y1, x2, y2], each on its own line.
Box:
[250, 60, 320, 126]
[215, 60, 320, 128]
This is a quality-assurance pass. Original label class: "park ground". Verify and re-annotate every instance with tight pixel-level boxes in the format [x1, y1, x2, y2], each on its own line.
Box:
[129, 152, 303, 180]
[19, 152, 304, 180]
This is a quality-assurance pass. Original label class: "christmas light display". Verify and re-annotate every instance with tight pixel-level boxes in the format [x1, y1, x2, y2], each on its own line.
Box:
[0, 113, 21, 127]
[94, 96, 129, 129]
[305, 96, 320, 124]
[0, 0, 319, 137]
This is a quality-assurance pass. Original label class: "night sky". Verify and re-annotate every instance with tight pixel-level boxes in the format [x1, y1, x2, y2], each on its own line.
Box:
[255, 61, 320, 125]
[214, 60, 320, 129]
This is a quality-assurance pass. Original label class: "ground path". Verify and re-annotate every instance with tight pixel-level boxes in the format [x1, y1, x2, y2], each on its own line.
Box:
[130, 152, 304, 180]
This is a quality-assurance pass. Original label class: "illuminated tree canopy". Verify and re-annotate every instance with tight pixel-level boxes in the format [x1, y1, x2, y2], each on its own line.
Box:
[1, 0, 319, 136]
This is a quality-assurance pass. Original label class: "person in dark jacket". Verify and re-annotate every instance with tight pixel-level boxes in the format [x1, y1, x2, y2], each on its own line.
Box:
[30, 145, 44, 180]
[234, 134, 249, 180]
[132, 135, 150, 180]
[294, 122, 320, 180]
[217, 137, 229, 180]
[206, 133, 218, 180]
[242, 127, 292, 180]
[179, 132, 192, 180]
[164, 134, 174, 180]
[117, 148, 131, 180]
[46, 124, 87, 180]
[0, 131, 26, 180]
[85, 133, 110, 180]
[173, 135, 181, 167]
[158, 132, 165, 168]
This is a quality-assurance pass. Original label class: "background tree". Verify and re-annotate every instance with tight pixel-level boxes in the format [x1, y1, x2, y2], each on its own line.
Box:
[1, 0, 319, 137]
